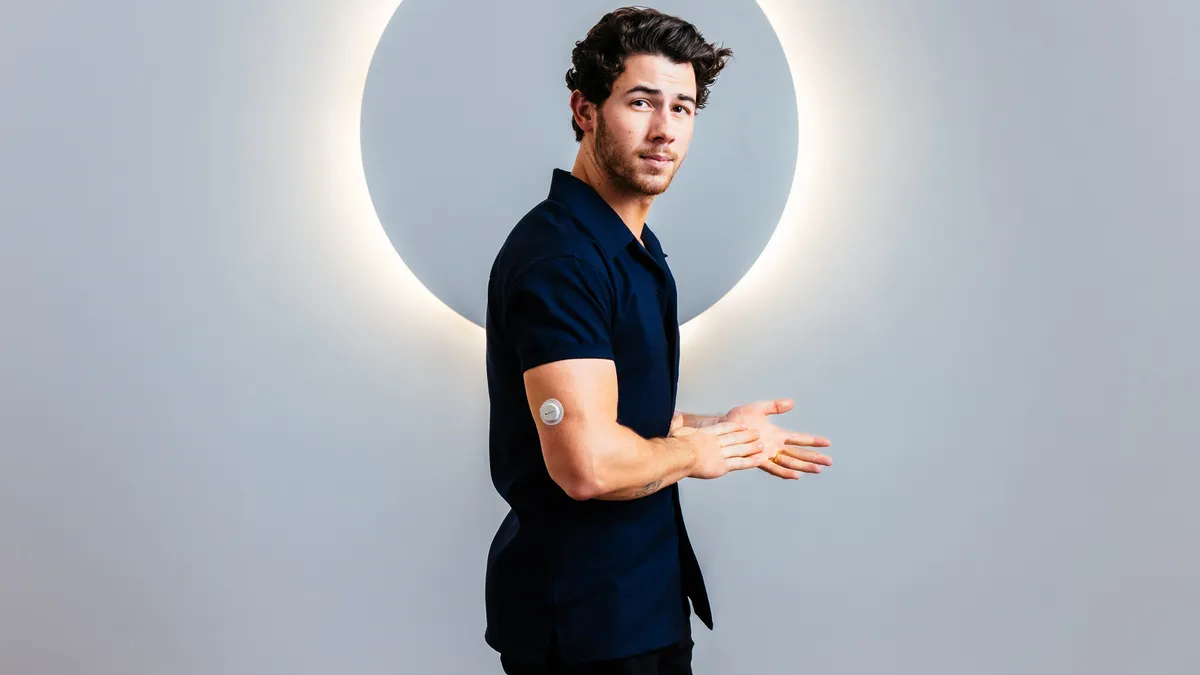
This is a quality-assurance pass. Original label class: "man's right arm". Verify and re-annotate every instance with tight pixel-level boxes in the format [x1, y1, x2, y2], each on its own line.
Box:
[523, 358, 687, 500]
[523, 358, 761, 501]
[503, 254, 760, 501]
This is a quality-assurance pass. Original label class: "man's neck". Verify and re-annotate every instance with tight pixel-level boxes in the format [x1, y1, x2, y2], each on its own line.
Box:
[571, 152, 653, 244]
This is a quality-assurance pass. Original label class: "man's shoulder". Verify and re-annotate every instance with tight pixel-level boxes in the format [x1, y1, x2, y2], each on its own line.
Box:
[491, 198, 609, 287]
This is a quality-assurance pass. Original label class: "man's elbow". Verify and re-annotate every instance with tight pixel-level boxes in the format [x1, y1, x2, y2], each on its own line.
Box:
[545, 447, 607, 501]
[560, 477, 602, 501]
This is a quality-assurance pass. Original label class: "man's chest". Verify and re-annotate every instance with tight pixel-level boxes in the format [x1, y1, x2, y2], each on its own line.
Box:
[609, 256, 680, 436]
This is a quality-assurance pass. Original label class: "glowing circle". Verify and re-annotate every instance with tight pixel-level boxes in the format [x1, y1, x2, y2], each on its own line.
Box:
[361, 0, 800, 327]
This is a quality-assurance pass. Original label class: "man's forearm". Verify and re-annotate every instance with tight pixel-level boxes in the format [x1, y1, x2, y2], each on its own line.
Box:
[677, 410, 722, 429]
[588, 425, 697, 501]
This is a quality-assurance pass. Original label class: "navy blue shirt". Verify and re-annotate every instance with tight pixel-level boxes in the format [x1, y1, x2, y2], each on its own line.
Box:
[483, 169, 712, 666]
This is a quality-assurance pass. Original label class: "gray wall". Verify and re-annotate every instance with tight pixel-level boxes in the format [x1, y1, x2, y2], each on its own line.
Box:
[2, 1, 1196, 674]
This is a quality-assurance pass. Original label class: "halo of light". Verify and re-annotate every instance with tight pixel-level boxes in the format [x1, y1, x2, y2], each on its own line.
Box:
[339, 0, 815, 344]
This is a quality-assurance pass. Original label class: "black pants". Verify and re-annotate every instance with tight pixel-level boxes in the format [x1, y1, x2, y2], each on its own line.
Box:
[500, 636, 693, 675]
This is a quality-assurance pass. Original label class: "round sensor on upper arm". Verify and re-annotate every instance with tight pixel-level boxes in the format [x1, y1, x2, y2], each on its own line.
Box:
[539, 398, 565, 426]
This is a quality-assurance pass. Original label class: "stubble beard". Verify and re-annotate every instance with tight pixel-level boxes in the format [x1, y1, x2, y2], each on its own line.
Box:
[595, 111, 676, 197]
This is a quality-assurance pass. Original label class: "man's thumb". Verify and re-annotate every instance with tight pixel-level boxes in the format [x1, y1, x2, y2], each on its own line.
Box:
[764, 398, 794, 415]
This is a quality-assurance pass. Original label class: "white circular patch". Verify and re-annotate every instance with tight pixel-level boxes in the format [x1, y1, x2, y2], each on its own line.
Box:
[539, 399, 564, 426]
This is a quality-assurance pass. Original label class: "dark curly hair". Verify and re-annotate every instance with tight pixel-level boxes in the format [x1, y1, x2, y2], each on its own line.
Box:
[565, 7, 734, 142]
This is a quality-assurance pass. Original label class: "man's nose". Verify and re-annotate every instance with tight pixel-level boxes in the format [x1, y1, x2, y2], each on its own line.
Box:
[648, 108, 676, 145]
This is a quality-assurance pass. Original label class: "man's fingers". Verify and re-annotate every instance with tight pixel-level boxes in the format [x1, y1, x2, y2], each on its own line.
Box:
[781, 446, 833, 467]
[723, 440, 765, 459]
[717, 429, 760, 447]
[785, 433, 831, 448]
[772, 450, 826, 474]
[723, 455, 760, 472]
[700, 422, 745, 437]
[758, 459, 802, 480]
[765, 398, 794, 415]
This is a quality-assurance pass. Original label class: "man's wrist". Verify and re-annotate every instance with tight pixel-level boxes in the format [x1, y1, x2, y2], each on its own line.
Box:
[678, 411, 723, 429]
[656, 434, 699, 476]
[679, 434, 700, 477]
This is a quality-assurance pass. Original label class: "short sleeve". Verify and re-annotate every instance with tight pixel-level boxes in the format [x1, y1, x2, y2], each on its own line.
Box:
[504, 256, 614, 372]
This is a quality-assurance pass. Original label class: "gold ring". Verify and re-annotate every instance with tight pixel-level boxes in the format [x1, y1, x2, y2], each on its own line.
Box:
[772, 450, 783, 464]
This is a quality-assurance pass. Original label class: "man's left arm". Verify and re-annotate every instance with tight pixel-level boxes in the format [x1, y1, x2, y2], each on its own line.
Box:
[674, 399, 833, 479]
[674, 411, 722, 429]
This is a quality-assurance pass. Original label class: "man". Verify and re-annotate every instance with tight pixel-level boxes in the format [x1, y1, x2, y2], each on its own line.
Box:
[484, 7, 833, 674]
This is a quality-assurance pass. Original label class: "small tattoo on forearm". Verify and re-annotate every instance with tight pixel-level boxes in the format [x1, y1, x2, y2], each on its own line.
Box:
[635, 479, 662, 497]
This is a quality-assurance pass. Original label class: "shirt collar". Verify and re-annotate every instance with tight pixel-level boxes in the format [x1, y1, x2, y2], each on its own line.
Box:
[640, 224, 668, 260]
[548, 168, 667, 261]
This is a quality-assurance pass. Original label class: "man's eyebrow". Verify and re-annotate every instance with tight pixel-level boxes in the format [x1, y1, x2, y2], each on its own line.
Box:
[624, 85, 697, 106]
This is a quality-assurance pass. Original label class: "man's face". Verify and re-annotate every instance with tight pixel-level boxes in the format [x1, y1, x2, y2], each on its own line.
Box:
[593, 53, 698, 197]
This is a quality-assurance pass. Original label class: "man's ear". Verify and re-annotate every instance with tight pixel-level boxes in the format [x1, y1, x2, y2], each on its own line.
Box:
[570, 91, 596, 135]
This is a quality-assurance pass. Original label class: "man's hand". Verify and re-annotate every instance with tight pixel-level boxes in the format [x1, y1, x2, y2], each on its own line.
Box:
[668, 412, 764, 480]
[719, 399, 832, 480]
